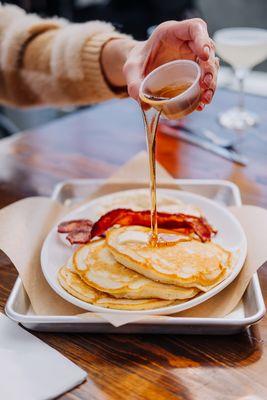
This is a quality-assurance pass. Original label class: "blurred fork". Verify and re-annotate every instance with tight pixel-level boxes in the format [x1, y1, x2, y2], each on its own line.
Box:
[164, 120, 236, 149]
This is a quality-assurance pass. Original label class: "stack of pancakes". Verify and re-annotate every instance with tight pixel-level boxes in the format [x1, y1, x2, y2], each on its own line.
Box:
[58, 224, 231, 311]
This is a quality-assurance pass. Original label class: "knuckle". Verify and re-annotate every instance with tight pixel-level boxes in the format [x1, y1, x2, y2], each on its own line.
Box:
[192, 18, 207, 27]
[155, 20, 176, 34]
[203, 65, 213, 75]
[211, 79, 217, 89]
[212, 73, 218, 85]
[208, 80, 217, 92]
[210, 63, 217, 72]
[210, 39, 216, 50]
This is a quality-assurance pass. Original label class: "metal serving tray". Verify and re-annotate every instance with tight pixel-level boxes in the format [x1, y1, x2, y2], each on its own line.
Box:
[5, 179, 266, 334]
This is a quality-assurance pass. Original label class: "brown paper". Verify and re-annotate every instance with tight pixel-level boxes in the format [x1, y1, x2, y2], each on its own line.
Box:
[0, 151, 266, 326]
[179, 205, 267, 318]
[0, 197, 82, 315]
[77, 151, 174, 205]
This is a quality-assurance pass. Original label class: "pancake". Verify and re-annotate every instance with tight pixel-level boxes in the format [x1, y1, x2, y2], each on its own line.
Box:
[106, 226, 231, 291]
[58, 265, 97, 303]
[72, 239, 199, 300]
[58, 266, 176, 310]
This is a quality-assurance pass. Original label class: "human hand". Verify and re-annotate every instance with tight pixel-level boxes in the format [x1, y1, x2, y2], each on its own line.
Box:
[123, 19, 219, 110]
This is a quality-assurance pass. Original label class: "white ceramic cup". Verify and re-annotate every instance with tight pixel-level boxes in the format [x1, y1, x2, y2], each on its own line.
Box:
[139, 60, 201, 119]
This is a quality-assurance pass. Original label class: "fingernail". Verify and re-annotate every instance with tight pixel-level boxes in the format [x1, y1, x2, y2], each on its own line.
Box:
[205, 89, 214, 102]
[203, 45, 210, 58]
[204, 73, 212, 86]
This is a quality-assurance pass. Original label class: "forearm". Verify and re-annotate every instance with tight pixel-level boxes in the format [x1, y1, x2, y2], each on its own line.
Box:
[0, 4, 130, 108]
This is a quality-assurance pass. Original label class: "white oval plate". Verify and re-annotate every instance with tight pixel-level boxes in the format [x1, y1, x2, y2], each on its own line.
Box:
[41, 188, 247, 315]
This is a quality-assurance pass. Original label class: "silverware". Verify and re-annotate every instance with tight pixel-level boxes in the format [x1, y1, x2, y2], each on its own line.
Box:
[164, 120, 236, 148]
[160, 124, 248, 166]
[190, 128, 236, 148]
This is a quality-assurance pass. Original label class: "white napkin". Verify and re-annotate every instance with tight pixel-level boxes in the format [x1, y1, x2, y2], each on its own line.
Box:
[0, 313, 87, 400]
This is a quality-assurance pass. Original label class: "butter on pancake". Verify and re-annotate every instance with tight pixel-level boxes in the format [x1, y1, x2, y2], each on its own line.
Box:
[58, 266, 176, 310]
[106, 226, 231, 291]
[73, 239, 198, 300]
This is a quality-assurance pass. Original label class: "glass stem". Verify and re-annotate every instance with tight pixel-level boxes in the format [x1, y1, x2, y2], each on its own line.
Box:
[235, 68, 248, 112]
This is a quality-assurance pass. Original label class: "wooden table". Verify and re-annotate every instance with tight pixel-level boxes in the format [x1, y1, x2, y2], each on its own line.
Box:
[0, 91, 267, 400]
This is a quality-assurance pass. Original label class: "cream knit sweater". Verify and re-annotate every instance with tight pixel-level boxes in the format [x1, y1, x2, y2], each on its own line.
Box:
[0, 4, 128, 107]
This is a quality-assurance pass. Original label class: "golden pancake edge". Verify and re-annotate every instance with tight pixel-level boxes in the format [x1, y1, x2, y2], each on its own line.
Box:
[72, 239, 199, 300]
[58, 265, 178, 310]
[106, 226, 231, 291]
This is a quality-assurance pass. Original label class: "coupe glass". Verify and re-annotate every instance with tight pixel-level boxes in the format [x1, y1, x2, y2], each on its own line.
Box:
[214, 28, 267, 130]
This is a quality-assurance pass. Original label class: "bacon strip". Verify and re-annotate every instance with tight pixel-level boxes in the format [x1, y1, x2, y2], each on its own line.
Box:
[58, 208, 216, 245]
[90, 208, 215, 242]
[58, 219, 93, 233]
[66, 229, 92, 245]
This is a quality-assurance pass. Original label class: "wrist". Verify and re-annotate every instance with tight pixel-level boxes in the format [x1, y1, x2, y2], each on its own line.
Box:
[101, 38, 136, 89]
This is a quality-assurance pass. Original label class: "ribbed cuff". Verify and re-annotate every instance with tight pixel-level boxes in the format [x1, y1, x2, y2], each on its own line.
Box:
[82, 32, 130, 101]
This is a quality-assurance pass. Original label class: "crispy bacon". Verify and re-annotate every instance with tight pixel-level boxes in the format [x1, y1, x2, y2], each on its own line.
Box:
[90, 208, 215, 242]
[58, 208, 216, 245]
[58, 219, 93, 234]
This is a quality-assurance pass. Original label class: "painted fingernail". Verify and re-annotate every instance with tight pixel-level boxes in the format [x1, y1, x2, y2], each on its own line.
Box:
[205, 89, 214, 102]
[198, 102, 205, 111]
[203, 45, 210, 58]
[204, 73, 212, 86]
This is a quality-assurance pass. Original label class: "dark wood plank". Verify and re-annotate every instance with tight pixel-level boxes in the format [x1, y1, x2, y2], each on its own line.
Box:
[0, 91, 266, 400]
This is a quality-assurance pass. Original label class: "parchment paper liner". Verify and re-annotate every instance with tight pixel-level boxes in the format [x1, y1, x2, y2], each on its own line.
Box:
[0, 152, 266, 327]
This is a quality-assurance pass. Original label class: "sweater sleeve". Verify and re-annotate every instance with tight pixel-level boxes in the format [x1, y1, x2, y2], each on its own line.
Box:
[0, 4, 129, 107]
